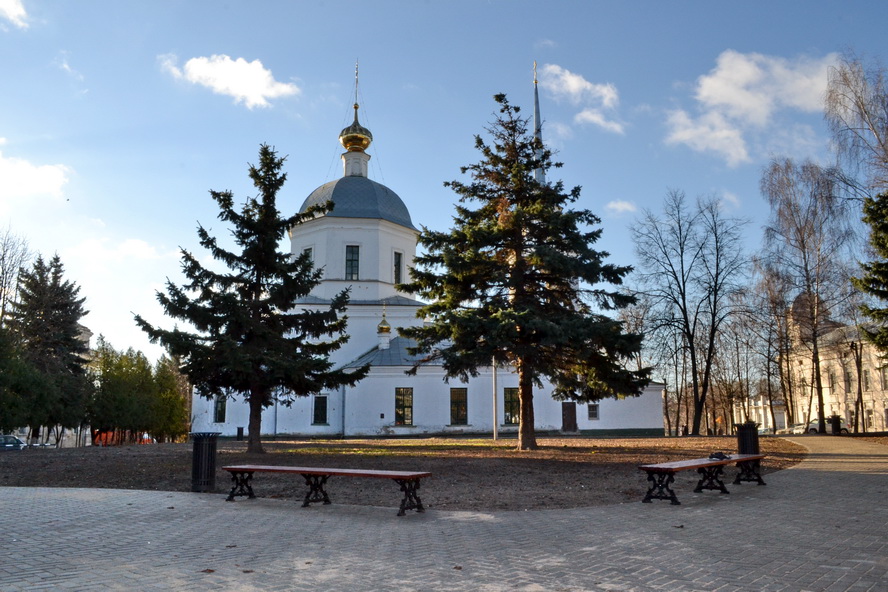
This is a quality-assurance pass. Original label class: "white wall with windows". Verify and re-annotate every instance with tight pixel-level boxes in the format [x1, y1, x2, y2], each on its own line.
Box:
[192, 366, 666, 437]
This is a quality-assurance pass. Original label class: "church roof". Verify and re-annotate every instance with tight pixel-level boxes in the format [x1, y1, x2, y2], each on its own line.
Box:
[294, 294, 424, 307]
[299, 176, 416, 230]
[344, 336, 443, 368]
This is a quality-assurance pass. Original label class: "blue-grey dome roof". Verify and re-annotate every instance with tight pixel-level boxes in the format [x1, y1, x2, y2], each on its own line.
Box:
[299, 176, 415, 230]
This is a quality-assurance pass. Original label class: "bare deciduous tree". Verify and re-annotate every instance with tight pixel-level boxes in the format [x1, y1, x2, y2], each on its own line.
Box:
[825, 52, 888, 192]
[0, 226, 31, 327]
[761, 158, 855, 433]
[632, 190, 748, 435]
[750, 260, 797, 428]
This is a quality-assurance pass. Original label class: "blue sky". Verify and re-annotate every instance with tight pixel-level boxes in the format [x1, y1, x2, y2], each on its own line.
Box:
[2, 1, 886, 361]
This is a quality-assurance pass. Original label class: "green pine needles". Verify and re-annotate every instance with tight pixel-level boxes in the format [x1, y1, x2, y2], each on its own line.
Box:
[854, 192, 888, 352]
[399, 95, 650, 450]
[136, 144, 367, 453]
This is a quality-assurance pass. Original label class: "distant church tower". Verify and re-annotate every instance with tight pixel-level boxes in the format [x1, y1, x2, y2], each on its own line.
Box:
[289, 86, 423, 365]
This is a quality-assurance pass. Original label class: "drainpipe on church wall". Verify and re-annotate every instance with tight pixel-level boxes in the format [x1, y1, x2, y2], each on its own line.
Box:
[492, 358, 498, 441]
[340, 384, 347, 438]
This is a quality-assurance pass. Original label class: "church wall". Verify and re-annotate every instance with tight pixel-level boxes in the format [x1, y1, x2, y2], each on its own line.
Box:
[191, 367, 665, 438]
[292, 302, 423, 369]
[290, 218, 416, 302]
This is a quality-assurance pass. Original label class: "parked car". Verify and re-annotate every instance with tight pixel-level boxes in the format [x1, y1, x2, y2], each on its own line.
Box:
[806, 418, 849, 434]
[0, 435, 27, 451]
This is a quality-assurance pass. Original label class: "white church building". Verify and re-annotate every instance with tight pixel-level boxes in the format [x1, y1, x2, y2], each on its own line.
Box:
[191, 92, 665, 439]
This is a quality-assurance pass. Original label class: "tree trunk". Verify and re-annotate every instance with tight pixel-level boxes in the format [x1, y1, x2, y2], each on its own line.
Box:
[516, 361, 537, 450]
[247, 391, 265, 454]
[663, 383, 672, 436]
[811, 335, 827, 433]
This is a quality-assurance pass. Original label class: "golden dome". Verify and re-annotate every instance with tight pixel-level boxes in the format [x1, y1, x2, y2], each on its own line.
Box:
[339, 103, 373, 152]
[377, 312, 391, 334]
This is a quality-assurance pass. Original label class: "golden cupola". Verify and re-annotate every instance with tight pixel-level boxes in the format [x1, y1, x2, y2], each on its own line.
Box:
[339, 103, 373, 152]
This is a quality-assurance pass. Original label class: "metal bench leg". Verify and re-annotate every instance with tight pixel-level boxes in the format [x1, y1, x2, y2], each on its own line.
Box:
[642, 472, 681, 505]
[694, 465, 730, 494]
[734, 460, 766, 485]
[394, 478, 425, 516]
[225, 471, 255, 501]
[301, 474, 332, 507]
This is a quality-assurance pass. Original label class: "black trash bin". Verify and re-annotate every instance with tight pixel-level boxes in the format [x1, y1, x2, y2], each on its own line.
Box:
[829, 415, 842, 435]
[191, 432, 221, 492]
[736, 421, 760, 455]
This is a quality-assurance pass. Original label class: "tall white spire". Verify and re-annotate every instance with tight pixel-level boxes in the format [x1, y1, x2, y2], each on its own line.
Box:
[533, 61, 546, 185]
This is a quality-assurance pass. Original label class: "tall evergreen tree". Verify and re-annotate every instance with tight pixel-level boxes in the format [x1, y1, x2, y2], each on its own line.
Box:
[852, 192, 888, 351]
[400, 95, 650, 450]
[0, 325, 44, 433]
[136, 144, 367, 453]
[9, 254, 90, 433]
[152, 356, 190, 442]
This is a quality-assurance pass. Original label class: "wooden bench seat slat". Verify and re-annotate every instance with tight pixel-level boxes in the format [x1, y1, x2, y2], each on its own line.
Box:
[638, 454, 766, 505]
[638, 454, 765, 473]
[223, 465, 431, 479]
[221, 464, 431, 516]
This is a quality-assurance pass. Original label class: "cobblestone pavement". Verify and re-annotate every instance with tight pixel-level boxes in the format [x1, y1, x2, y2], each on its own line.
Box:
[1, 436, 886, 591]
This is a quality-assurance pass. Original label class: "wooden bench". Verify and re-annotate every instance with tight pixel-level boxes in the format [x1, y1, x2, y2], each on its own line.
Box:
[638, 454, 766, 505]
[222, 465, 431, 516]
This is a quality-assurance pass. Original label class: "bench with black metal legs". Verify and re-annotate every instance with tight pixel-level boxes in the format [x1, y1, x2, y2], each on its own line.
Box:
[638, 454, 766, 505]
[222, 465, 431, 516]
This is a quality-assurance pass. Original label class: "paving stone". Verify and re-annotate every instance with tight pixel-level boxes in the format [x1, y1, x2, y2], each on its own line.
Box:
[1, 436, 886, 591]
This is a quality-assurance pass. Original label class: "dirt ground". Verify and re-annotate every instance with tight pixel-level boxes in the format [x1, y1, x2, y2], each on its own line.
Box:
[2, 434, 869, 512]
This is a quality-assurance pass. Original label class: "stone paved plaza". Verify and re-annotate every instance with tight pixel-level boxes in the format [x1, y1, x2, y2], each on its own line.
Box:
[1, 436, 886, 591]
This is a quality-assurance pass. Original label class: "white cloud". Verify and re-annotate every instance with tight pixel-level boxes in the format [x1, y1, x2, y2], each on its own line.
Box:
[160, 53, 300, 109]
[666, 50, 837, 166]
[54, 50, 84, 81]
[0, 143, 71, 213]
[539, 63, 624, 135]
[720, 191, 741, 209]
[575, 109, 624, 134]
[696, 50, 833, 126]
[605, 200, 637, 215]
[66, 237, 170, 265]
[0, 0, 27, 29]
[665, 109, 750, 167]
[59, 236, 182, 360]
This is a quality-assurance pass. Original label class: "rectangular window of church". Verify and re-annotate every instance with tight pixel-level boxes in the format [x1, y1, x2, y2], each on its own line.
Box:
[881, 368, 888, 390]
[313, 395, 328, 425]
[844, 371, 852, 393]
[213, 396, 226, 423]
[395, 387, 413, 426]
[303, 246, 313, 262]
[828, 371, 836, 389]
[588, 403, 600, 420]
[345, 245, 360, 280]
[866, 408, 874, 429]
[503, 388, 519, 425]
[393, 251, 403, 284]
[450, 388, 468, 425]
[864, 369, 871, 391]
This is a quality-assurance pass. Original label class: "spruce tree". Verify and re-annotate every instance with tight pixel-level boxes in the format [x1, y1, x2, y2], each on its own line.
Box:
[0, 326, 44, 433]
[136, 144, 367, 453]
[853, 192, 888, 351]
[400, 95, 650, 450]
[9, 254, 90, 434]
